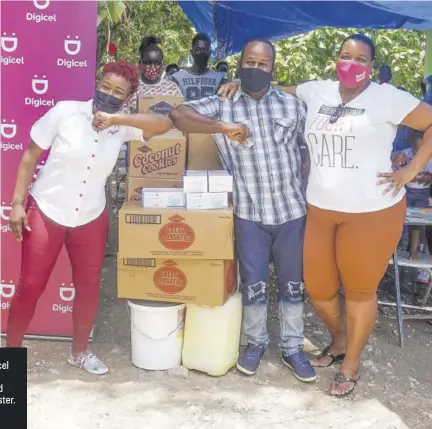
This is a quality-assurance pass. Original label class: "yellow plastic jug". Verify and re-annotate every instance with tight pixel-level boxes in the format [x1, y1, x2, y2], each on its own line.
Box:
[182, 292, 242, 376]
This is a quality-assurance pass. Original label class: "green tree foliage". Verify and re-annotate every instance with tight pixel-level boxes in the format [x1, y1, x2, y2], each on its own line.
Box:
[97, 0, 128, 68]
[109, 1, 194, 66]
[98, 1, 426, 96]
[227, 28, 425, 96]
[269, 28, 424, 96]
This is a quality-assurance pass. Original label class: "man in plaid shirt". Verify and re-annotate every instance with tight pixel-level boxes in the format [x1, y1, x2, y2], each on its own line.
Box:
[170, 40, 315, 383]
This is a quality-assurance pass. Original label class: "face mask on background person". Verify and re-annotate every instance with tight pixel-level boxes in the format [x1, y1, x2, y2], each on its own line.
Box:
[93, 90, 125, 114]
[239, 67, 272, 93]
[140, 64, 163, 82]
[336, 61, 371, 88]
[193, 52, 210, 69]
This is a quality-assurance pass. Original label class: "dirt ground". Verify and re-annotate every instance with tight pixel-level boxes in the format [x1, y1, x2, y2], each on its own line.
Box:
[16, 254, 432, 428]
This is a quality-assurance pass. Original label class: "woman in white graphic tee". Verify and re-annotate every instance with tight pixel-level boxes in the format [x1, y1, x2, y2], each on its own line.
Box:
[218, 34, 432, 396]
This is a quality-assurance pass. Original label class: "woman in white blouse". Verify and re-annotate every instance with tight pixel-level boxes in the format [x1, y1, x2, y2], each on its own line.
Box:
[219, 34, 432, 396]
[7, 60, 172, 375]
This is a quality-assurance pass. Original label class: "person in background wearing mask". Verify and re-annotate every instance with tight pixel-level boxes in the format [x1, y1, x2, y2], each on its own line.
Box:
[6, 61, 172, 375]
[166, 63, 180, 79]
[172, 33, 225, 101]
[124, 36, 182, 114]
[170, 40, 316, 384]
[378, 64, 392, 85]
[216, 61, 230, 84]
[219, 34, 432, 396]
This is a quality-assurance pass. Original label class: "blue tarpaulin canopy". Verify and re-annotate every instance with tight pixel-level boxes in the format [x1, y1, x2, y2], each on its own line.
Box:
[178, 1, 432, 57]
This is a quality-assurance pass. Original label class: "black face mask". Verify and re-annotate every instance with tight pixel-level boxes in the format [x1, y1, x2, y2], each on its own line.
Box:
[193, 52, 209, 69]
[239, 67, 272, 93]
[94, 90, 124, 114]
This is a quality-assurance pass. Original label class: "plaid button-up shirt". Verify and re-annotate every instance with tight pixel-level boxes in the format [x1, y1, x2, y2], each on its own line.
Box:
[184, 85, 308, 225]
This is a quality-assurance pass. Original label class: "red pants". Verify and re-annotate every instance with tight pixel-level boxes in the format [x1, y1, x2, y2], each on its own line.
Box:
[6, 197, 109, 353]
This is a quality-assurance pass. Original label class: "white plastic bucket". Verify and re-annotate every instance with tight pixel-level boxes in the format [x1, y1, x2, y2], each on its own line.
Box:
[128, 300, 186, 370]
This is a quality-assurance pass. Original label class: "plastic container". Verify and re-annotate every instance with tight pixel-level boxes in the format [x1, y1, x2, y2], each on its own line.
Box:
[128, 300, 185, 370]
[182, 292, 242, 376]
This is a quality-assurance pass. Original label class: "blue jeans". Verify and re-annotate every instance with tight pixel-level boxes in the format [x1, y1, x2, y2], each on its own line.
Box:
[235, 215, 305, 356]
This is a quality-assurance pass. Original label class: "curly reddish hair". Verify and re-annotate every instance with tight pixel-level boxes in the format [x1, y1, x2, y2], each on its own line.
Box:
[101, 60, 140, 94]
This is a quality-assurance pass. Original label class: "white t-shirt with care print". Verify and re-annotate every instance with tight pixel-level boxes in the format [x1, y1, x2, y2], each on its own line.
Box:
[296, 80, 421, 213]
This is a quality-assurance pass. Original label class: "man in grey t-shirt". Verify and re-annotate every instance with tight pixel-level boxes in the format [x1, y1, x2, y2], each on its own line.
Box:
[172, 33, 225, 102]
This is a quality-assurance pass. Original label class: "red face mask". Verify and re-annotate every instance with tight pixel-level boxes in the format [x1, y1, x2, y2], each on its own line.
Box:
[140, 64, 163, 82]
[336, 61, 371, 88]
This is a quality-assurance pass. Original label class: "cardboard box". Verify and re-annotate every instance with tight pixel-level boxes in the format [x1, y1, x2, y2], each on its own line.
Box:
[126, 177, 183, 202]
[187, 134, 224, 170]
[138, 95, 184, 115]
[186, 192, 228, 210]
[118, 204, 234, 260]
[128, 130, 186, 180]
[184, 170, 208, 193]
[117, 256, 236, 305]
[142, 189, 185, 208]
[208, 170, 233, 193]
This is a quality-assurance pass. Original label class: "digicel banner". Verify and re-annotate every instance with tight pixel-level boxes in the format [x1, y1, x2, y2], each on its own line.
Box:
[0, 0, 97, 338]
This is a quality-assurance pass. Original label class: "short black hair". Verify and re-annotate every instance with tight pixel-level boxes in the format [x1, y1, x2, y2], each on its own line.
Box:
[139, 36, 163, 59]
[166, 63, 179, 71]
[408, 129, 424, 147]
[192, 33, 211, 47]
[240, 39, 276, 70]
[340, 34, 375, 60]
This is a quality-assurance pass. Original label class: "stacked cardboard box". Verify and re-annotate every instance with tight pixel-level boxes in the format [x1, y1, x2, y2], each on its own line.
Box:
[118, 96, 236, 306]
[126, 95, 186, 203]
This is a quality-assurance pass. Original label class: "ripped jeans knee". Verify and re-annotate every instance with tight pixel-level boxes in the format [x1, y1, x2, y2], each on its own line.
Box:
[278, 281, 305, 303]
[242, 281, 268, 305]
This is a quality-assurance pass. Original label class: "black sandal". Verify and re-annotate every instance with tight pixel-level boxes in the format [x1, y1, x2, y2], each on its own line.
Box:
[329, 372, 360, 397]
[313, 345, 345, 367]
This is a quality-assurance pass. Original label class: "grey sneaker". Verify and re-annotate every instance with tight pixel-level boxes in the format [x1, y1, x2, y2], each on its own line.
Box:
[67, 349, 108, 375]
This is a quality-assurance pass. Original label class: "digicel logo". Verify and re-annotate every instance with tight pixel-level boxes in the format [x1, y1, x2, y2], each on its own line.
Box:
[26, 75, 55, 108]
[1, 119, 17, 139]
[132, 143, 182, 175]
[158, 214, 195, 250]
[1, 32, 18, 52]
[64, 35, 81, 56]
[32, 75, 48, 95]
[0, 204, 11, 221]
[153, 260, 187, 294]
[59, 283, 75, 302]
[1, 204, 12, 233]
[0, 281, 15, 299]
[33, 0, 50, 9]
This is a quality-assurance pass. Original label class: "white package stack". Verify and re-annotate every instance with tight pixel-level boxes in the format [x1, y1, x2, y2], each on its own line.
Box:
[186, 192, 228, 210]
[208, 170, 233, 193]
[141, 188, 185, 208]
[184, 170, 208, 193]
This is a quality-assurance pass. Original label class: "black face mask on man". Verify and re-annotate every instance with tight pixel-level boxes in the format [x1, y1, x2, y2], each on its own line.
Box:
[193, 52, 210, 69]
[239, 67, 272, 93]
[94, 90, 124, 114]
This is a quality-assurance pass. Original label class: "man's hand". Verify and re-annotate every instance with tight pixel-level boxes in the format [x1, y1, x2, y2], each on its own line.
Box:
[92, 111, 114, 131]
[217, 81, 241, 100]
[416, 172, 432, 185]
[222, 123, 249, 144]
[391, 152, 407, 170]
[9, 203, 31, 242]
